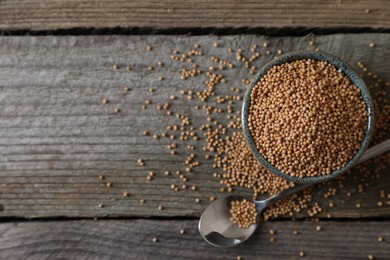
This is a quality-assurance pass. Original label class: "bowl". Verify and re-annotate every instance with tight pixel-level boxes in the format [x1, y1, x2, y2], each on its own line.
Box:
[241, 51, 374, 184]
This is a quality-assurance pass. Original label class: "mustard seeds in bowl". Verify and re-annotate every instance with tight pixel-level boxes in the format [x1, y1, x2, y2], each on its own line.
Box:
[242, 51, 374, 183]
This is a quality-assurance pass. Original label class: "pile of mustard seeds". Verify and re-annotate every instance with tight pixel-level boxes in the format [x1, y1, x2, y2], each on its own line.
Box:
[248, 59, 369, 178]
[230, 199, 258, 229]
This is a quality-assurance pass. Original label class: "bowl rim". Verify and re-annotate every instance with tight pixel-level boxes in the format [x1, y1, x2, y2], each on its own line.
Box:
[241, 51, 374, 184]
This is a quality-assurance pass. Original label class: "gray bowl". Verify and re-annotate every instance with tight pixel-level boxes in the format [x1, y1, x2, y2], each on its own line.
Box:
[242, 51, 374, 184]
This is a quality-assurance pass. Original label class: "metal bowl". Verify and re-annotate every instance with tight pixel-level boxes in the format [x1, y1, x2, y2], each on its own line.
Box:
[241, 51, 374, 184]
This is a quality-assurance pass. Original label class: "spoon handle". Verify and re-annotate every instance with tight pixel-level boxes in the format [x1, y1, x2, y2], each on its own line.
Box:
[260, 139, 390, 208]
[358, 139, 390, 164]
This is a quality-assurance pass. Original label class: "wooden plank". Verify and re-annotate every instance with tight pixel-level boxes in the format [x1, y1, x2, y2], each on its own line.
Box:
[0, 34, 389, 219]
[0, 0, 389, 31]
[0, 219, 389, 259]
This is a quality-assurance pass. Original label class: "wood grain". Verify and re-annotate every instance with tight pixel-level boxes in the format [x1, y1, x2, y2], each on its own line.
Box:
[0, 0, 389, 31]
[0, 34, 389, 219]
[0, 219, 389, 259]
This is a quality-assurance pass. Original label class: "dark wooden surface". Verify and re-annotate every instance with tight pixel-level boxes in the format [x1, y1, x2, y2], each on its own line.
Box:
[0, 34, 389, 220]
[0, 8, 389, 255]
[0, 0, 389, 31]
[0, 219, 389, 260]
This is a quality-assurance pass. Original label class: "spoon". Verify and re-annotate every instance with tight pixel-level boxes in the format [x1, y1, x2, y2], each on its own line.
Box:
[199, 139, 390, 247]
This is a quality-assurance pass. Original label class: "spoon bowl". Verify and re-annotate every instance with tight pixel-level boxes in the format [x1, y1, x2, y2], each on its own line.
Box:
[198, 195, 260, 247]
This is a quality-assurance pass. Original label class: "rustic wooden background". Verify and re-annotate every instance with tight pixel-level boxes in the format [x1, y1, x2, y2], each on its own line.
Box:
[0, 1, 389, 259]
[0, 0, 389, 31]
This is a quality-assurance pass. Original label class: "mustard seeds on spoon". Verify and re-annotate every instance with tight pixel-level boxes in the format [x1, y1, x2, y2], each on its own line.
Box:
[230, 199, 258, 229]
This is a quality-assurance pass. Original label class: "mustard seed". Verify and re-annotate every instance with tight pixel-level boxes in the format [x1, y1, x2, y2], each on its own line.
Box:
[102, 98, 109, 104]
[316, 226, 322, 231]
[98, 175, 105, 181]
[195, 198, 201, 203]
[114, 107, 121, 113]
[123, 192, 129, 197]
[158, 205, 163, 210]
[113, 64, 120, 70]
[147, 45, 153, 51]
[269, 229, 276, 235]
[369, 42, 376, 48]
[106, 182, 112, 188]
[98, 203, 104, 208]
[299, 252, 305, 257]
[180, 229, 185, 235]
[368, 255, 374, 260]
[152, 237, 158, 242]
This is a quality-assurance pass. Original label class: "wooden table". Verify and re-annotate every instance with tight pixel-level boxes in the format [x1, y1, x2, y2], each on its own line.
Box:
[0, 1, 389, 259]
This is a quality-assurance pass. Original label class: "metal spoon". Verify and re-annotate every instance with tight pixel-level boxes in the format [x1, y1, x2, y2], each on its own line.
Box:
[199, 139, 390, 247]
